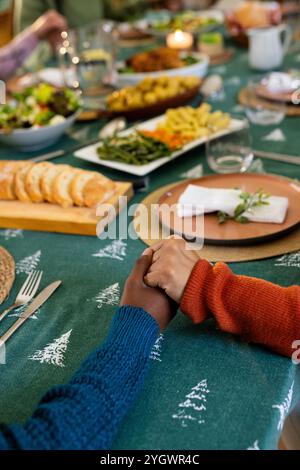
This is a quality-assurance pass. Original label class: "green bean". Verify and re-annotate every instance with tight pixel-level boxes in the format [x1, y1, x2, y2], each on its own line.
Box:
[97, 131, 171, 166]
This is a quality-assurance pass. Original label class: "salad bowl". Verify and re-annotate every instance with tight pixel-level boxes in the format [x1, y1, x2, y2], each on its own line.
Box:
[0, 112, 80, 152]
[0, 83, 81, 152]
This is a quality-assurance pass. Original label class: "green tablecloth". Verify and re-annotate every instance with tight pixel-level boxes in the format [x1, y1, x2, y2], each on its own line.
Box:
[0, 40, 299, 450]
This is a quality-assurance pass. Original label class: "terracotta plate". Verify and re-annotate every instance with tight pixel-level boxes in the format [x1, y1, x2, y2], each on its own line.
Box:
[254, 83, 295, 104]
[158, 173, 300, 246]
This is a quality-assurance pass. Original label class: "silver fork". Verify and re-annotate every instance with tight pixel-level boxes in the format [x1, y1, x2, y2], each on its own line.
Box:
[0, 271, 43, 323]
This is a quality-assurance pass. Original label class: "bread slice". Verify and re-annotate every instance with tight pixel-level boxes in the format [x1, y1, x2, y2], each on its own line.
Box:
[0, 161, 26, 201]
[70, 171, 110, 207]
[15, 163, 34, 202]
[25, 162, 53, 203]
[83, 178, 116, 208]
[41, 164, 70, 203]
[53, 168, 79, 208]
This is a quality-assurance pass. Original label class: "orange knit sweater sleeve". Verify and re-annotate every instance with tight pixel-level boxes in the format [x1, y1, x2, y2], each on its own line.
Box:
[180, 259, 300, 357]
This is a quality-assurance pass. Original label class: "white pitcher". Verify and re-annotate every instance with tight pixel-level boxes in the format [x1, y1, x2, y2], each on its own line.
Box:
[248, 24, 292, 71]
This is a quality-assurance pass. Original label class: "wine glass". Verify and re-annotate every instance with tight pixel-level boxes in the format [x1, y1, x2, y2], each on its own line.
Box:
[244, 76, 286, 126]
[206, 117, 254, 174]
[58, 22, 117, 110]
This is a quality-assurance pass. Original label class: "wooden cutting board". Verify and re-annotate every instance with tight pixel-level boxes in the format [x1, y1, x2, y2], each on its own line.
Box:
[0, 181, 133, 236]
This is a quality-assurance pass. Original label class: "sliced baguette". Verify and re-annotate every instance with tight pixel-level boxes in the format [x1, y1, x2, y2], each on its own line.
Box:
[83, 178, 116, 208]
[15, 163, 34, 202]
[25, 162, 53, 203]
[70, 171, 110, 207]
[41, 164, 70, 203]
[0, 161, 26, 201]
[53, 168, 79, 208]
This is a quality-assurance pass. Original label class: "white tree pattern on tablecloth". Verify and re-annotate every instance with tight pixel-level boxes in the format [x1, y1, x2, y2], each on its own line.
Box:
[172, 380, 210, 428]
[247, 440, 260, 450]
[0, 229, 23, 241]
[262, 129, 286, 142]
[150, 334, 164, 362]
[16, 250, 41, 274]
[180, 164, 203, 180]
[272, 381, 294, 431]
[275, 252, 300, 268]
[92, 283, 120, 309]
[92, 240, 127, 261]
[28, 330, 72, 367]
[9, 304, 39, 320]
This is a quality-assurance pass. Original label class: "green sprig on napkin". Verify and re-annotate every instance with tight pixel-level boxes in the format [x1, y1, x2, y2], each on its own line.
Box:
[218, 189, 270, 224]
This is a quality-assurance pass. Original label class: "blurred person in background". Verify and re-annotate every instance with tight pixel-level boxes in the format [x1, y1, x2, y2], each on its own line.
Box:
[0, 9, 66, 80]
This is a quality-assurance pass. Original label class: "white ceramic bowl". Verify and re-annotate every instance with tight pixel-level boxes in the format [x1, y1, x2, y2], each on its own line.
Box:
[0, 112, 79, 152]
[116, 52, 209, 88]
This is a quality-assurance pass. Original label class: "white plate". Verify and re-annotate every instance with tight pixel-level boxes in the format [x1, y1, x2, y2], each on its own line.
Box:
[74, 116, 245, 176]
[116, 52, 209, 88]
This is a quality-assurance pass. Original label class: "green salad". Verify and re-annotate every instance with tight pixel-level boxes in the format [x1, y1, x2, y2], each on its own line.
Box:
[152, 11, 219, 33]
[0, 84, 81, 132]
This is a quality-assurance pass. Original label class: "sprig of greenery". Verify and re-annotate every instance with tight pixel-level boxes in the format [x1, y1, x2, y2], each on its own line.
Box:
[218, 189, 270, 224]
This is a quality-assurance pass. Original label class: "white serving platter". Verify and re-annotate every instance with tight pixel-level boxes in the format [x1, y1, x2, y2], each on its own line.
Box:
[74, 116, 245, 176]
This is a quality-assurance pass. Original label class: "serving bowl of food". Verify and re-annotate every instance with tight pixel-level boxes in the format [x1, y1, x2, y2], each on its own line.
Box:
[138, 9, 224, 37]
[106, 75, 202, 120]
[0, 84, 81, 151]
[117, 47, 209, 87]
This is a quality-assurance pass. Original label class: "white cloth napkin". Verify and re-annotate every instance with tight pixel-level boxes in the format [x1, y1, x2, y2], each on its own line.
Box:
[177, 184, 289, 224]
[265, 72, 298, 93]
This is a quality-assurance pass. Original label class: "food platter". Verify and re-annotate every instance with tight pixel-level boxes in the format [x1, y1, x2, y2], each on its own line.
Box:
[116, 51, 209, 87]
[74, 116, 244, 176]
[138, 10, 224, 38]
[157, 173, 300, 245]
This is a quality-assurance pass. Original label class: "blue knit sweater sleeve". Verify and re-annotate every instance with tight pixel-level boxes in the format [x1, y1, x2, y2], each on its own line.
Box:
[0, 306, 159, 450]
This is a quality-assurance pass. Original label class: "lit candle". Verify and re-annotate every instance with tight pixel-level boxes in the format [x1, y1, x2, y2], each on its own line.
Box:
[166, 29, 194, 50]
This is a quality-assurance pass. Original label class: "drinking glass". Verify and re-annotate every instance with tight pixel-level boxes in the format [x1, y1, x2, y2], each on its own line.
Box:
[206, 118, 253, 174]
[58, 22, 117, 109]
[244, 76, 286, 126]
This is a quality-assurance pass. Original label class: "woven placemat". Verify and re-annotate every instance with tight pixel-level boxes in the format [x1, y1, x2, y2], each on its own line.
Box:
[0, 246, 15, 304]
[238, 88, 300, 117]
[133, 181, 300, 263]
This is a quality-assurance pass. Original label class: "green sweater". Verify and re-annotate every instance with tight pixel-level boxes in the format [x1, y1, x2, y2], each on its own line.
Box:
[16, 0, 148, 31]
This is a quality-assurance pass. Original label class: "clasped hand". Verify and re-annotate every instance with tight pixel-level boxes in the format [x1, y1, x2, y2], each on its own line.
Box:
[120, 238, 200, 331]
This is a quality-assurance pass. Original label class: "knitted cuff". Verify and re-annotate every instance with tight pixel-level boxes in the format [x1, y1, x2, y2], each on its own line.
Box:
[180, 259, 213, 323]
[106, 306, 159, 356]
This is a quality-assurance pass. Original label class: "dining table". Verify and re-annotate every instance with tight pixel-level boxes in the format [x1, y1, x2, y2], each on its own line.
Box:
[0, 31, 299, 450]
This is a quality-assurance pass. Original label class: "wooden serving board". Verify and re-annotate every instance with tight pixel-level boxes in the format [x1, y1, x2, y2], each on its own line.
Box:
[0, 181, 133, 236]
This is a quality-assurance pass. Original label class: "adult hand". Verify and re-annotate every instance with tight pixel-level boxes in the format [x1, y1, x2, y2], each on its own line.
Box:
[31, 10, 67, 48]
[120, 253, 177, 331]
[144, 237, 201, 304]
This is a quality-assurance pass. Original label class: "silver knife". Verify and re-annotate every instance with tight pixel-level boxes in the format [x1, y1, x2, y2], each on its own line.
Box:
[0, 281, 62, 345]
